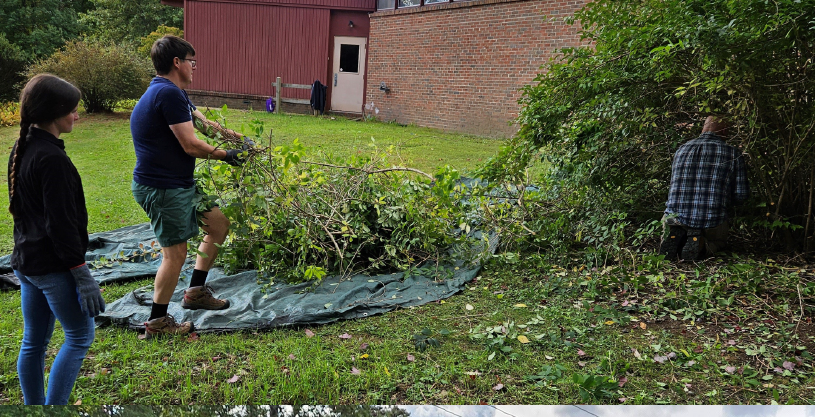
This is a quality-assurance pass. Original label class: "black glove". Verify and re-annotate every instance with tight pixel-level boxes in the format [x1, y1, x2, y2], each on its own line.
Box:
[242, 136, 256, 148]
[223, 149, 246, 166]
[70, 264, 106, 317]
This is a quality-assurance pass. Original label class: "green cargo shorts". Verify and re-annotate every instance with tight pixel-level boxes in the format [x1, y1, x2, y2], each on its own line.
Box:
[132, 180, 199, 248]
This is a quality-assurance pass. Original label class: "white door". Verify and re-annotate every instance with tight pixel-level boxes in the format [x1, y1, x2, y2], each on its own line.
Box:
[331, 36, 367, 113]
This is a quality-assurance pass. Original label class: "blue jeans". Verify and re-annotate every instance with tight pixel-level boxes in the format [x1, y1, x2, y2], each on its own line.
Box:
[15, 270, 95, 405]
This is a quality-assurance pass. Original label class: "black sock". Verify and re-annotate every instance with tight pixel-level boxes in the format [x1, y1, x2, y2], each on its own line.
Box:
[150, 303, 169, 320]
[190, 269, 208, 288]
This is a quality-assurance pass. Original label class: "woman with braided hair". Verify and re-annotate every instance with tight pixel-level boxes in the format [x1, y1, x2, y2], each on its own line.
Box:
[8, 74, 105, 405]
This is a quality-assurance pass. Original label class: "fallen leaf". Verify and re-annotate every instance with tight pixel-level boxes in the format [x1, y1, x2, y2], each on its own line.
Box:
[605, 320, 615, 325]
[454, 386, 462, 395]
[212, 356, 222, 361]
[774, 367, 783, 374]
[693, 345, 704, 353]
[728, 340, 736, 346]
[513, 303, 527, 308]
[360, 343, 369, 350]
[227, 374, 240, 383]
[384, 366, 390, 377]
[288, 354, 296, 360]
[517, 335, 530, 344]
[281, 366, 290, 376]
[619, 398, 627, 403]
[305, 329, 315, 338]
[545, 355, 554, 360]
[632, 348, 642, 360]
[339, 333, 352, 339]
[724, 366, 736, 374]
[360, 354, 369, 359]
[687, 360, 696, 366]
[654, 355, 668, 364]
[351, 367, 361, 375]
[492, 383, 504, 391]
[578, 361, 587, 367]
[187, 332, 199, 341]
[465, 304, 474, 311]
[639, 322, 647, 330]
[667, 352, 677, 359]
[407, 354, 415, 362]
[783, 361, 795, 370]
[74, 400, 82, 405]
[622, 300, 629, 307]
[618, 377, 628, 387]
[577, 349, 586, 356]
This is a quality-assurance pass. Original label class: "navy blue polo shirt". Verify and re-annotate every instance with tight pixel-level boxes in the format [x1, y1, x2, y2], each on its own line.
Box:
[130, 77, 197, 189]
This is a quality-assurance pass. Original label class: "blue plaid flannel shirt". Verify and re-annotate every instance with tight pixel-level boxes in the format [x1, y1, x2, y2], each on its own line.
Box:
[665, 132, 750, 229]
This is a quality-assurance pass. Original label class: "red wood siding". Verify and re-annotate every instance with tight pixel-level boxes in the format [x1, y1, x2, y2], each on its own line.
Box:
[193, 0, 375, 11]
[186, 1, 331, 99]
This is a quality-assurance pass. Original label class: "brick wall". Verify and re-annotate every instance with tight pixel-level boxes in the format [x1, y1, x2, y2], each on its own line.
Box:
[366, 0, 587, 138]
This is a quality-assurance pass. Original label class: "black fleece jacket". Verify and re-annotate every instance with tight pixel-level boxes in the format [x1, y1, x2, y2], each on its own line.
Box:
[8, 127, 88, 276]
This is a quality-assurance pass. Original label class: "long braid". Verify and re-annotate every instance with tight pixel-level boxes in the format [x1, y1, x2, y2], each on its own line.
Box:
[9, 74, 81, 217]
[8, 121, 30, 217]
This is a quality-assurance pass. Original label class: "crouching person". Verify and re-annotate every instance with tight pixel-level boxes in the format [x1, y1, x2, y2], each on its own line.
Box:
[130, 35, 247, 338]
[659, 115, 750, 261]
[9, 74, 105, 404]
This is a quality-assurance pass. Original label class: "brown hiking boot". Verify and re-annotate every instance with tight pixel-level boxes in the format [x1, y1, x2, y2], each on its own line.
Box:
[143, 314, 193, 339]
[181, 284, 230, 310]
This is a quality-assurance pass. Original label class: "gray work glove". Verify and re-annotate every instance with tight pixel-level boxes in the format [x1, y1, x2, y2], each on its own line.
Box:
[223, 149, 245, 166]
[70, 264, 106, 317]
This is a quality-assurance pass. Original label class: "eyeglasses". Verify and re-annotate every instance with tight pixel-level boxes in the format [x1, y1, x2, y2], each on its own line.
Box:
[178, 57, 197, 68]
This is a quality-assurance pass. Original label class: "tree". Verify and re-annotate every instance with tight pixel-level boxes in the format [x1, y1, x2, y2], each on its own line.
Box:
[79, 0, 183, 44]
[483, 0, 815, 251]
[0, 0, 89, 61]
[27, 40, 153, 113]
[138, 25, 184, 58]
[0, 33, 25, 101]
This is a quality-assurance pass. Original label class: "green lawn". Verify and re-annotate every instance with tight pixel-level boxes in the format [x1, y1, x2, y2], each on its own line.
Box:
[0, 111, 813, 405]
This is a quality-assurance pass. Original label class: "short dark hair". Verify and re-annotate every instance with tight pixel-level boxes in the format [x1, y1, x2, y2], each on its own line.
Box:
[151, 35, 195, 75]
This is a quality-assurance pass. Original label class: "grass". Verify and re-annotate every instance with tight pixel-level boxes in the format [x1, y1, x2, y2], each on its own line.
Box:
[1, 110, 814, 405]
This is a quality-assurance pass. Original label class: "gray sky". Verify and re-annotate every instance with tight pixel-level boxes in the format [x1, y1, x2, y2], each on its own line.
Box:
[397, 406, 815, 417]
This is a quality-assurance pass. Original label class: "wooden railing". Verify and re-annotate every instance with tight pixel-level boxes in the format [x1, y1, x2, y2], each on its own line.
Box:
[272, 77, 311, 113]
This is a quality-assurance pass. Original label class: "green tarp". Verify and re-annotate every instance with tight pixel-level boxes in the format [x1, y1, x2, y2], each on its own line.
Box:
[2, 223, 496, 332]
[0, 223, 163, 290]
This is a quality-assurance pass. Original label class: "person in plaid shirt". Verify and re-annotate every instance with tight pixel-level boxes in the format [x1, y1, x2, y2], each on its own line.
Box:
[659, 116, 750, 260]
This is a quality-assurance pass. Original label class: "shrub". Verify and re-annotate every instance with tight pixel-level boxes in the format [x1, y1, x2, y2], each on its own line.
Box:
[138, 26, 184, 58]
[481, 0, 815, 252]
[27, 40, 153, 113]
[0, 102, 20, 127]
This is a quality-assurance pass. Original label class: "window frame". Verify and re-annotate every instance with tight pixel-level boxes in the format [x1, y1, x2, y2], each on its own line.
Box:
[377, 0, 463, 11]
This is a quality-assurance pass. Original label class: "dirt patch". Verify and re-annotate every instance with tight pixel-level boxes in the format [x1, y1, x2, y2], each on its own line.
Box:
[643, 317, 815, 369]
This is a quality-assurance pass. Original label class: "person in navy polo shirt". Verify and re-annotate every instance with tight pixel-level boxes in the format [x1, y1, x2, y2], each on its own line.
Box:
[130, 35, 247, 338]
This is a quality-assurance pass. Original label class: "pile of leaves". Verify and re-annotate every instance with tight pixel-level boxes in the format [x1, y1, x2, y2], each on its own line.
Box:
[193, 111, 494, 287]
